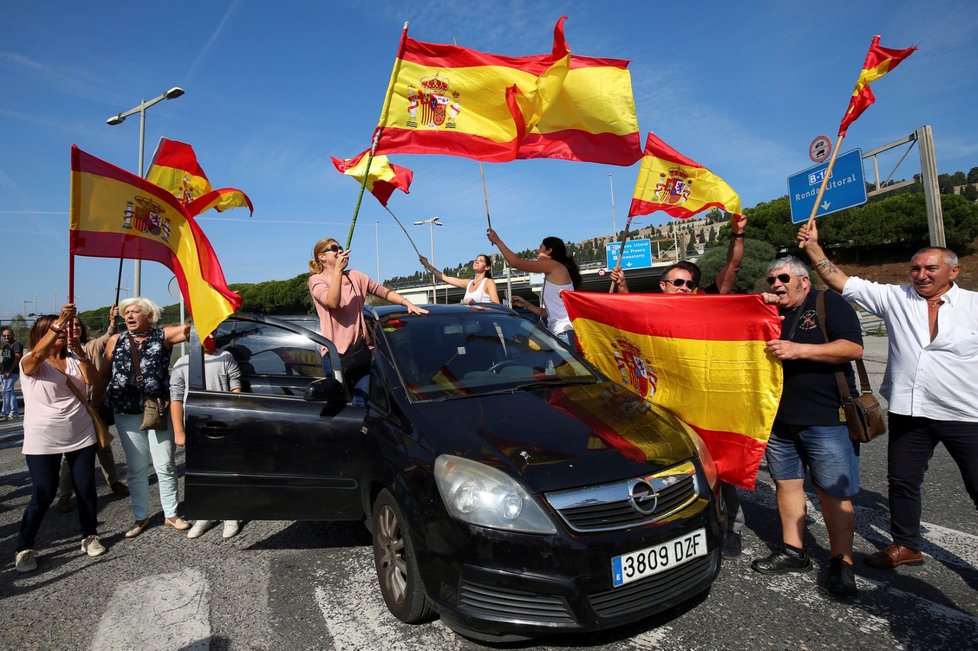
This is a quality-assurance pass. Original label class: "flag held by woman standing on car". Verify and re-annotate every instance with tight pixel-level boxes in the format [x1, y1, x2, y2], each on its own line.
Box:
[628, 133, 742, 220]
[69, 145, 241, 340]
[563, 292, 782, 490]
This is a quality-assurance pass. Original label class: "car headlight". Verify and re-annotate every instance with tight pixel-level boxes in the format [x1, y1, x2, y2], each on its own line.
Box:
[690, 432, 719, 490]
[434, 455, 556, 534]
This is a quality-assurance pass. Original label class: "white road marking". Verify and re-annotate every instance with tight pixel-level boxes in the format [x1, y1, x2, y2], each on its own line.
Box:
[91, 568, 210, 650]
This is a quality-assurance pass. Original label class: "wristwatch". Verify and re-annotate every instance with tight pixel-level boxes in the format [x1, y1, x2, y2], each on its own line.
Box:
[731, 232, 746, 238]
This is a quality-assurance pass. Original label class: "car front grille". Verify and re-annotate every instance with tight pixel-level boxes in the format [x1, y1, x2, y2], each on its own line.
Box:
[458, 580, 576, 624]
[587, 554, 714, 619]
[545, 460, 700, 532]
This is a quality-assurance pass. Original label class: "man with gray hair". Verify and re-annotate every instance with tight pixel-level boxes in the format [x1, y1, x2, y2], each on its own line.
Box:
[751, 255, 863, 598]
[798, 222, 978, 570]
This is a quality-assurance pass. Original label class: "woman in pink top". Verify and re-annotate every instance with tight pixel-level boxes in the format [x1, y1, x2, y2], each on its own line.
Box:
[308, 237, 427, 404]
[14, 305, 106, 573]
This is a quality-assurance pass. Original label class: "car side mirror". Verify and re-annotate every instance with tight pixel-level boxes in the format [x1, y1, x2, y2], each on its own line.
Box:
[304, 377, 347, 404]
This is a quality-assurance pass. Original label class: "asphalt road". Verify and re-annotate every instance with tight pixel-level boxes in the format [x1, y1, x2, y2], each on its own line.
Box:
[1, 335, 976, 650]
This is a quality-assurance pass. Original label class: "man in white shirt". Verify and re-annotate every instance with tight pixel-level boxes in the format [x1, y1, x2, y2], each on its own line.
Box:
[797, 222, 978, 569]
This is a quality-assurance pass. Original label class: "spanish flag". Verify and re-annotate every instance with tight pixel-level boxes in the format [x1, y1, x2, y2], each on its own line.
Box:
[838, 35, 916, 137]
[375, 18, 570, 163]
[331, 150, 413, 207]
[145, 138, 253, 217]
[562, 292, 782, 490]
[69, 146, 242, 340]
[628, 133, 742, 220]
[517, 54, 642, 166]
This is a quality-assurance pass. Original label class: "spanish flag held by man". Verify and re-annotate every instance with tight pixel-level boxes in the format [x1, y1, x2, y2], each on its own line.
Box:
[331, 150, 413, 207]
[375, 17, 570, 163]
[628, 133, 743, 220]
[838, 35, 916, 137]
[69, 145, 241, 340]
[145, 138, 253, 217]
[562, 291, 783, 490]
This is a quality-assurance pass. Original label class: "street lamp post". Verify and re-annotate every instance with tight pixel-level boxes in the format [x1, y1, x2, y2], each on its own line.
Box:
[413, 217, 443, 303]
[106, 86, 185, 296]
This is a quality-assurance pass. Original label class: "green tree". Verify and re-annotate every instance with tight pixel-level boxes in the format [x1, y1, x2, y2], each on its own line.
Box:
[697, 238, 778, 294]
[968, 167, 978, 184]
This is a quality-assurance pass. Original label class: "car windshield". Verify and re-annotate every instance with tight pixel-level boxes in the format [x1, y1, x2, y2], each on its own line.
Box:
[378, 309, 600, 401]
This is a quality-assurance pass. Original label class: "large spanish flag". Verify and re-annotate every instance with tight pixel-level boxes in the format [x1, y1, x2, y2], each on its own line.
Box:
[628, 133, 742, 220]
[517, 54, 642, 165]
[375, 18, 570, 163]
[563, 292, 782, 489]
[69, 146, 241, 340]
[145, 138, 253, 217]
[838, 35, 916, 137]
[331, 150, 413, 207]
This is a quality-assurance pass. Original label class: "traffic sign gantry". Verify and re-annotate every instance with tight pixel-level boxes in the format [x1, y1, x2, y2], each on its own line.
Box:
[787, 148, 868, 224]
[606, 239, 653, 270]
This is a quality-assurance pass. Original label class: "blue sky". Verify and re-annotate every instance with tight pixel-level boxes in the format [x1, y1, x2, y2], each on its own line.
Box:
[2, 0, 977, 316]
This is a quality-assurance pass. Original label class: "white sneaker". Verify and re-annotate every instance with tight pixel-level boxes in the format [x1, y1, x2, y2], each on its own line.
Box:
[81, 535, 106, 557]
[15, 549, 37, 573]
[187, 520, 214, 539]
[222, 520, 241, 539]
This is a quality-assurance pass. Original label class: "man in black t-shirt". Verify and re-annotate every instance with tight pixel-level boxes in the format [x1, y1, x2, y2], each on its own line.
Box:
[751, 256, 863, 598]
[1, 328, 24, 419]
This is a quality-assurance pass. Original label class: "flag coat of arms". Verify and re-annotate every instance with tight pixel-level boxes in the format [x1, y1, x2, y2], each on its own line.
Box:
[628, 133, 742, 220]
[69, 146, 241, 340]
[375, 18, 570, 162]
[145, 138, 253, 216]
[562, 292, 783, 489]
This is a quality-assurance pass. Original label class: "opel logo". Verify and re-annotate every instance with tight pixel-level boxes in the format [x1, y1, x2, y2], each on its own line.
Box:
[628, 479, 659, 515]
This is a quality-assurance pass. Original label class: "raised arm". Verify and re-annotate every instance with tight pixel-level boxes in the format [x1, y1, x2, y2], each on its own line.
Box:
[797, 221, 849, 293]
[486, 228, 560, 275]
[715, 215, 746, 294]
[419, 255, 468, 290]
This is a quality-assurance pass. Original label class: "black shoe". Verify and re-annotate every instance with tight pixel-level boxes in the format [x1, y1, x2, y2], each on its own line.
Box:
[827, 555, 858, 598]
[721, 531, 742, 559]
[751, 548, 813, 575]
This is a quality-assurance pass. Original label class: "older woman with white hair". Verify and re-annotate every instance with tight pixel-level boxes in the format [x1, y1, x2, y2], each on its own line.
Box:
[101, 297, 189, 538]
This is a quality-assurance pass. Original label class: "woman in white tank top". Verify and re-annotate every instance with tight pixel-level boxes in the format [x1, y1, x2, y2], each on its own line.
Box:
[485, 229, 582, 348]
[419, 254, 500, 305]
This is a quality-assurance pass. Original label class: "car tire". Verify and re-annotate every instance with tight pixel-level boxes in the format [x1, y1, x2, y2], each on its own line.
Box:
[372, 489, 435, 624]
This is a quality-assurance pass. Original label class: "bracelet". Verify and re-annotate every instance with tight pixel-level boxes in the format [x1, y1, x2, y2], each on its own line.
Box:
[731, 232, 746, 238]
[401, 299, 408, 307]
[49, 324, 63, 334]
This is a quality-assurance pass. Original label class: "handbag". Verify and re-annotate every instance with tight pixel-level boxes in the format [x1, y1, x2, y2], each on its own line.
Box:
[815, 292, 887, 443]
[128, 333, 170, 432]
[51, 361, 114, 449]
[339, 280, 374, 383]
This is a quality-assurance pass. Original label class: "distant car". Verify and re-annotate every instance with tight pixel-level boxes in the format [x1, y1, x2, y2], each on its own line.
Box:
[183, 305, 724, 641]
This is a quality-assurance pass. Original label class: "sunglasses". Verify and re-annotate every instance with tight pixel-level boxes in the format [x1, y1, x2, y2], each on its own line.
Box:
[662, 278, 697, 289]
[323, 244, 343, 253]
[766, 273, 792, 285]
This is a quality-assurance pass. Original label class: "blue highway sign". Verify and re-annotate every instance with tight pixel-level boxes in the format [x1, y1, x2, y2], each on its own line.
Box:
[788, 148, 867, 224]
[606, 239, 653, 270]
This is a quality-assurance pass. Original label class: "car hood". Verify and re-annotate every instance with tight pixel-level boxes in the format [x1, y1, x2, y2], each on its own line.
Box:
[406, 382, 699, 493]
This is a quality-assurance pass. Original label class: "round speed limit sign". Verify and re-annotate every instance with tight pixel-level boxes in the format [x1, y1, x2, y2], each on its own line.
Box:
[809, 135, 832, 163]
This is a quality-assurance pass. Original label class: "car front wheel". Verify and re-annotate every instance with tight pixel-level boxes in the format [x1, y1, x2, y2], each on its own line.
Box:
[372, 489, 435, 624]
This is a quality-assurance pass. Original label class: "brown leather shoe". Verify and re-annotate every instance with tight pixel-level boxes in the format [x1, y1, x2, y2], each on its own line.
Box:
[110, 482, 130, 497]
[163, 516, 191, 531]
[865, 543, 924, 569]
[124, 519, 151, 539]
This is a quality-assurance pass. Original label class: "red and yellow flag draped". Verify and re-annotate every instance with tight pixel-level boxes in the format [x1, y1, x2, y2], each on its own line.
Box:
[562, 292, 783, 489]
[838, 36, 916, 137]
[145, 138, 254, 217]
[628, 133, 742, 220]
[375, 18, 570, 162]
[516, 54, 642, 165]
[69, 146, 241, 340]
[331, 150, 413, 206]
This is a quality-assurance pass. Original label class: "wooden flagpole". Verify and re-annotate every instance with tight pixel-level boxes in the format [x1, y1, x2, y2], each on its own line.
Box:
[346, 21, 408, 250]
[801, 133, 846, 242]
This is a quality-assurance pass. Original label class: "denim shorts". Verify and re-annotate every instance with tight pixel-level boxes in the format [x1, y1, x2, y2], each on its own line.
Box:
[765, 424, 860, 498]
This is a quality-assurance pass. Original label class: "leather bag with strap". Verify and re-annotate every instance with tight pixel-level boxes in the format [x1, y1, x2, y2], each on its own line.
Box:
[127, 333, 169, 432]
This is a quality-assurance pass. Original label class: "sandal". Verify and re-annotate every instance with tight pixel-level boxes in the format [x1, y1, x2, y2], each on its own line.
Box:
[124, 518, 151, 539]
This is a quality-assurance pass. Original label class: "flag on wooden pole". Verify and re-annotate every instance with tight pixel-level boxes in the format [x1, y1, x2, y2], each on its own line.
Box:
[838, 36, 916, 137]
[331, 150, 413, 206]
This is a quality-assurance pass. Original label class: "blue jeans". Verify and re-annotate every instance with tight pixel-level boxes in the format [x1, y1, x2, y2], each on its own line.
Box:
[18, 445, 98, 551]
[765, 424, 860, 498]
[115, 413, 180, 519]
[2, 373, 18, 416]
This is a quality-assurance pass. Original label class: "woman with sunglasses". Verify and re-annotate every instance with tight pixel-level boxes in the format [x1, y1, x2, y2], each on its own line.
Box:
[418, 253, 500, 305]
[308, 237, 427, 404]
[486, 229, 582, 347]
[14, 305, 106, 573]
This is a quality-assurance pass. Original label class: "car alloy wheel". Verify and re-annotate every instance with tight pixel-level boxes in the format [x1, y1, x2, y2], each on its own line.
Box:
[371, 489, 435, 624]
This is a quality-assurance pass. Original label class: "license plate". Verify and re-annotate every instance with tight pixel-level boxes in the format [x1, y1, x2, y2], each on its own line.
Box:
[611, 529, 708, 587]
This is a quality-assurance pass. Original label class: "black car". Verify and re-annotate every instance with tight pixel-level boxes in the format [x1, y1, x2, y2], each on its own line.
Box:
[183, 305, 725, 641]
